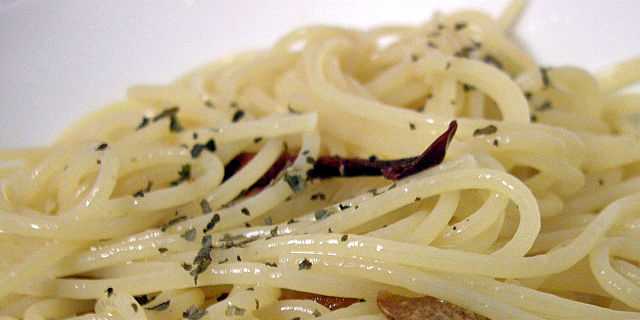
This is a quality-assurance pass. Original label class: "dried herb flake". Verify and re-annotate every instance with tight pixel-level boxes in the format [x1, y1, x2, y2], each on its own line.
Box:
[145, 300, 170, 311]
[472, 125, 497, 136]
[298, 258, 313, 270]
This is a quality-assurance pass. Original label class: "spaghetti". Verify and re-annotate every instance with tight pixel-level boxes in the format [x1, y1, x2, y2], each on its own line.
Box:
[1, 1, 640, 319]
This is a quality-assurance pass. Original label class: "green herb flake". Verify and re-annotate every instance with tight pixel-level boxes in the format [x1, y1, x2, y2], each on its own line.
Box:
[200, 199, 212, 214]
[463, 84, 475, 92]
[169, 115, 183, 132]
[190, 235, 214, 284]
[472, 125, 498, 136]
[310, 193, 326, 201]
[170, 164, 192, 186]
[160, 215, 187, 232]
[314, 209, 330, 221]
[183, 305, 208, 320]
[306, 156, 315, 164]
[136, 116, 150, 130]
[181, 228, 197, 242]
[225, 305, 246, 317]
[454, 22, 467, 30]
[145, 300, 170, 311]
[536, 100, 553, 111]
[283, 171, 305, 193]
[540, 67, 551, 87]
[202, 213, 221, 233]
[152, 106, 179, 122]
[298, 258, 313, 270]
[232, 110, 245, 122]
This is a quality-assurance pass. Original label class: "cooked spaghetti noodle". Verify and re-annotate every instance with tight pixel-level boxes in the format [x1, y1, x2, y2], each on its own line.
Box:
[1, 1, 640, 319]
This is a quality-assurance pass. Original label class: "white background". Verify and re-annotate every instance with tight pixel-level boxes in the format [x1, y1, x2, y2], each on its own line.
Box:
[0, 0, 638, 147]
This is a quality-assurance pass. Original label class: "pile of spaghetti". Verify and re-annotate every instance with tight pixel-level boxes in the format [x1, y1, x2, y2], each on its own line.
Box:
[1, 1, 640, 319]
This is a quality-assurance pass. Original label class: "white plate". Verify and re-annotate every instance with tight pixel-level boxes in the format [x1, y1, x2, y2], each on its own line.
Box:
[0, 0, 638, 147]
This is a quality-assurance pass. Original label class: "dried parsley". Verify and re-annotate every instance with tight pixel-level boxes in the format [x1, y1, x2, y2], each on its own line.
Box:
[340, 234, 349, 242]
[158, 247, 168, 253]
[106, 287, 114, 297]
[241, 207, 251, 216]
[454, 22, 467, 30]
[181, 228, 197, 241]
[190, 139, 216, 158]
[483, 55, 503, 69]
[182, 305, 207, 320]
[225, 305, 246, 317]
[540, 67, 551, 87]
[454, 46, 474, 58]
[145, 300, 171, 311]
[202, 213, 220, 233]
[524, 91, 532, 100]
[96, 143, 109, 151]
[131, 303, 139, 312]
[200, 199, 212, 214]
[137, 116, 150, 130]
[288, 105, 301, 114]
[151, 107, 183, 133]
[310, 192, 326, 201]
[283, 171, 305, 193]
[314, 209, 330, 221]
[463, 84, 475, 92]
[152, 107, 179, 122]
[160, 215, 187, 232]
[472, 125, 498, 136]
[269, 226, 279, 238]
[232, 110, 245, 122]
[170, 164, 192, 186]
[190, 235, 214, 284]
[265, 262, 278, 267]
[409, 122, 416, 130]
[298, 258, 313, 270]
[190, 144, 206, 158]
[134, 294, 151, 306]
[536, 100, 553, 111]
